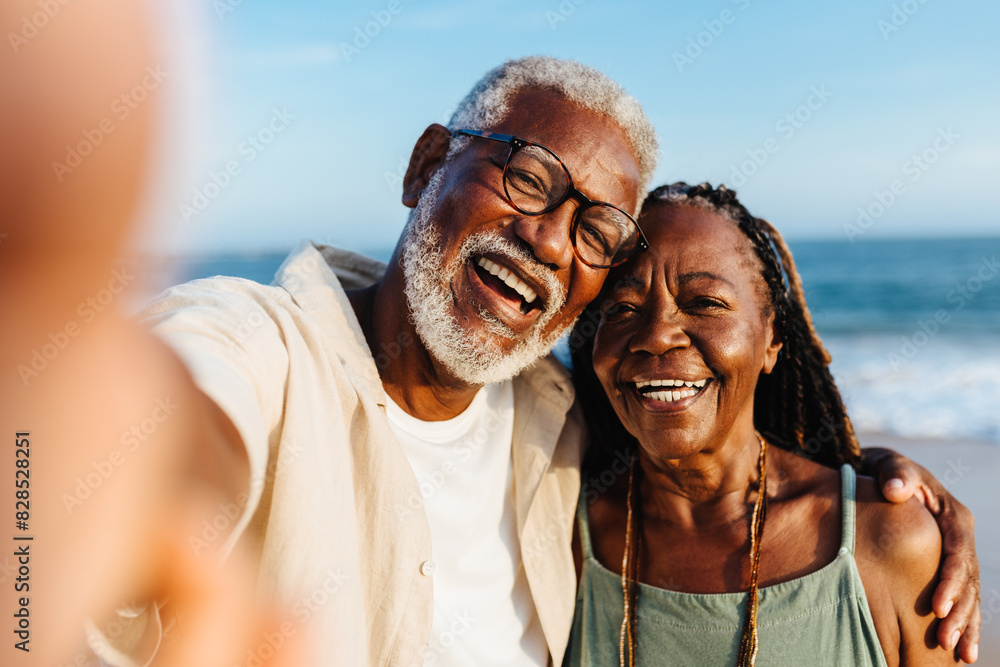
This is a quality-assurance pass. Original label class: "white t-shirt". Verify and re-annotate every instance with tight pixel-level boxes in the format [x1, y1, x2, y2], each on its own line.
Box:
[385, 380, 548, 667]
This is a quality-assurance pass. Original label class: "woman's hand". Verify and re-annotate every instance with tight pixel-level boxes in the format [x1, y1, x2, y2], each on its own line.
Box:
[862, 447, 980, 663]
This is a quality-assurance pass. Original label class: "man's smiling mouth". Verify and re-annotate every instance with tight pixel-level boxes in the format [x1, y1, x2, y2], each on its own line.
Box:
[473, 256, 545, 315]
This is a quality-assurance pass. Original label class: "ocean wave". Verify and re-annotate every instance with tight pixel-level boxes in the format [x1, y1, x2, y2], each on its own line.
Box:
[825, 334, 1000, 444]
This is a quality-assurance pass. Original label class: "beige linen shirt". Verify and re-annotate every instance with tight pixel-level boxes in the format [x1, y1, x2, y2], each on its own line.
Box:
[97, 240, 584, 666]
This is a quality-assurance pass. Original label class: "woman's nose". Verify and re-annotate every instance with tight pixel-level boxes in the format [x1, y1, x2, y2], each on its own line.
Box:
[628, 308, 689, 356]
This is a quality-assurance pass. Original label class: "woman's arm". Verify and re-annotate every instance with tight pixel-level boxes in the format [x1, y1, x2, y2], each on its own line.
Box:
[856, 476, 961, 666]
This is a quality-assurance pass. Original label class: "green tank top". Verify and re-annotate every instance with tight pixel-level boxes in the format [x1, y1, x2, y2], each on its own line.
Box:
[565, 464, 888, 666]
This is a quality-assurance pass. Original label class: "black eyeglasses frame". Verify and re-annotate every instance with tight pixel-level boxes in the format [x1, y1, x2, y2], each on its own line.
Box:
[452, 128, 648, 269]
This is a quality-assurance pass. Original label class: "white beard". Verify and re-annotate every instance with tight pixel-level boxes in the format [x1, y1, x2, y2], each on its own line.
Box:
[401, 167, 572, 386]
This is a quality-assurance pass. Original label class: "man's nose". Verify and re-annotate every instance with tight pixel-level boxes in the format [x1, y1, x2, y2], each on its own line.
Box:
[511, 202, 577, 271]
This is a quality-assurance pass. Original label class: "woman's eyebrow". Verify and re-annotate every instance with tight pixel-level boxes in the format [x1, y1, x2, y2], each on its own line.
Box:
[607, 274, 645, 292]
[678, 271, 736, 289]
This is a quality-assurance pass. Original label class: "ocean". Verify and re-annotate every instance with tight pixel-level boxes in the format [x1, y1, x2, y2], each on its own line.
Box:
[159, 237, 1000, 444]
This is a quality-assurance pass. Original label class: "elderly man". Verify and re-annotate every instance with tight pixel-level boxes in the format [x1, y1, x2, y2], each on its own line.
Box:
[91, 57, 977, 666]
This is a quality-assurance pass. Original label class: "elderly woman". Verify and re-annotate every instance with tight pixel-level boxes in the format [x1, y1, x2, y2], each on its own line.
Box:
[566, 183, 960, 666]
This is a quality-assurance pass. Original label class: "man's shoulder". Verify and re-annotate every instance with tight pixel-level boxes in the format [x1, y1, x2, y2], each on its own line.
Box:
[145, 240, 379, 321]
[145, 274, 291, 316]
[512, 354, 585, 443]
[515, 353, 573, 396]
[310, 243, 387, 289]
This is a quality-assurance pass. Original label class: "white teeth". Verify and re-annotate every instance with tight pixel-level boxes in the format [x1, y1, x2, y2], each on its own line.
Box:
[476, 257, 539, 305]
[634, 378, 709, 391]
[643, 388, 699, 403]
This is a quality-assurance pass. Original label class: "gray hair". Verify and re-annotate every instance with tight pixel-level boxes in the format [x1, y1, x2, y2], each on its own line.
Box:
[646, 181, 743, 222]
[447, 56, 659, 213]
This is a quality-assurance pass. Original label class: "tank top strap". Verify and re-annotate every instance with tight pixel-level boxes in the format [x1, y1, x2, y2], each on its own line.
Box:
[579, 468, 859, 557]
[839, 463, 857, 555]
[576, 486, 596, 559]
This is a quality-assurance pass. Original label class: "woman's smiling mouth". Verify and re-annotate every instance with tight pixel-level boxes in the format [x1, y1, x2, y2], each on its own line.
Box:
[632, 377, 712, 405]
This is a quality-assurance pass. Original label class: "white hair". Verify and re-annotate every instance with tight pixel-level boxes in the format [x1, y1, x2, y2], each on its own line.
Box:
[447, 56, 659, 211]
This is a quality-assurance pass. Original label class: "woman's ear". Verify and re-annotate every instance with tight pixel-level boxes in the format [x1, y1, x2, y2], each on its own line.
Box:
[401, 124, 452, 208]
[762, 314, 784, 375]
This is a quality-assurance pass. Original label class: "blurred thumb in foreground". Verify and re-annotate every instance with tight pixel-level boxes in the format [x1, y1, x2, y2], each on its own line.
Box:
[0, 1, 304, 664]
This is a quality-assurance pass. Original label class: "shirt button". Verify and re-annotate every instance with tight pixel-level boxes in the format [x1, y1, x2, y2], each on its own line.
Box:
[419, 560, 435, 576]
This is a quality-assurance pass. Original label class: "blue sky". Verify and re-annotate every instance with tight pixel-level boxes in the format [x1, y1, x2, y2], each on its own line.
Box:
[156, 0, 1000, 255]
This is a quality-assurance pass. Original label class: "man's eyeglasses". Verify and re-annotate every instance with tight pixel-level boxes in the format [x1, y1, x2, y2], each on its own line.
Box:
[453, 129, 648, 269]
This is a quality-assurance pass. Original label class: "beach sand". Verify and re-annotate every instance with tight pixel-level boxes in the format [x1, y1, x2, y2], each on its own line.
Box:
[861, 434, 1000, 665]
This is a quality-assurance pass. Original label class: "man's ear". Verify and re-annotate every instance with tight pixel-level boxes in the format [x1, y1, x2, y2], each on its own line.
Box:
[402, 124, 452, 208]
[762, 314, 784, 375]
